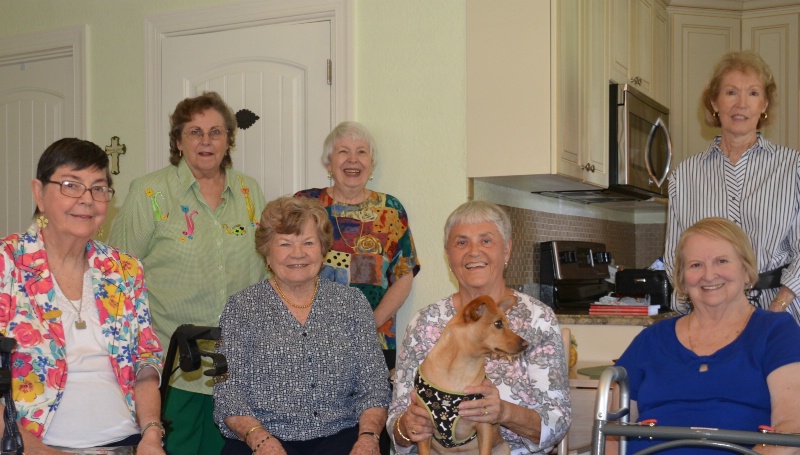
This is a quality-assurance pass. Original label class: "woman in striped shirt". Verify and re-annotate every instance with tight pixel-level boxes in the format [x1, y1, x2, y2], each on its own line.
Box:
[665, 50, 800, 324]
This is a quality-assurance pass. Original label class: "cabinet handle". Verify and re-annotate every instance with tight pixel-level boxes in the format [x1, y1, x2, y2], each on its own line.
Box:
[583, 163, 596, 172]
[630, 76, 642, 86]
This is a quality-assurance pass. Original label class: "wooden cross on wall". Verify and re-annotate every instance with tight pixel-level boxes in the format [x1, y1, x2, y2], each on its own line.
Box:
[105, 136, 126, 175]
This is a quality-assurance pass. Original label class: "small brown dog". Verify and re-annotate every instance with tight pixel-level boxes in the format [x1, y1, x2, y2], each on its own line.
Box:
[415, 295, 529, 455]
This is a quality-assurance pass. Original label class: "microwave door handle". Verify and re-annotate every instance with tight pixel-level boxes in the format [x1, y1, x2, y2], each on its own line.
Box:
[645, 117, 672, 188]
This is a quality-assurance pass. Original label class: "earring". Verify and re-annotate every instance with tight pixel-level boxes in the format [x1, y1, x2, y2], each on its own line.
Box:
[369, 174, 374, 181]
[712, 111, 719, 118]
[504, 262, 508, 269]
[179, 149, 182, 157]
[36, 215, 48, 229]
[744, 283, 753, 297]
[761, 112, 768, 120]
[327, 172, 332, 179]
[97, 227, 105, 238]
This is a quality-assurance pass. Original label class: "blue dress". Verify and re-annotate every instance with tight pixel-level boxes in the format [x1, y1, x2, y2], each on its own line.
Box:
[616, 309, 800, 455]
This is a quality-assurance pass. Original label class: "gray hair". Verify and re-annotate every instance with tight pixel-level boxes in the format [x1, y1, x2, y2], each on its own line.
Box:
[321, 121, 378, 168]
[444, 200, 512, 246]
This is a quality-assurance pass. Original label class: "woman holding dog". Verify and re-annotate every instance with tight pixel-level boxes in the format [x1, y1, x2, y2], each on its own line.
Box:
[388, 201, 571, 454]
[213, 196, 391, 455]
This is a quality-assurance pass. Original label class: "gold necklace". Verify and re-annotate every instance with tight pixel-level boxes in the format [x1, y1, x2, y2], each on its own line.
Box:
[272, 276, 319, 309]
[53, 273, 88, 330]
[687, 305, 754, 372]
[331, 188, 367, 250]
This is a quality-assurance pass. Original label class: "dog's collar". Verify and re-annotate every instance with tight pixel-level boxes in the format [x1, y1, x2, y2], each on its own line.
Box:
[414, 370, 483, 448]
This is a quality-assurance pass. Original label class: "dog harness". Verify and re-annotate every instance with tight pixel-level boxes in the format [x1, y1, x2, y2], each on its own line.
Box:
[414, 370, 484, 448]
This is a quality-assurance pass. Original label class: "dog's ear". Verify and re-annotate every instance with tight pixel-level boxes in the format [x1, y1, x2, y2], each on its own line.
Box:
[463, 297, 489, 322]
[497, 295, 519, 312]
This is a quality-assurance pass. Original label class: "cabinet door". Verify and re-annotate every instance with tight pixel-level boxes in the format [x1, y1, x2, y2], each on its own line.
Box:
[555, 0, 584, 181]
[630, 0, 654, 95]
[583, 0, 609, 186]
[743, 12, 799, 150]
[670, 13, 740, 166]
[652, 1, 669, 107]
[609, 0, 630, 85]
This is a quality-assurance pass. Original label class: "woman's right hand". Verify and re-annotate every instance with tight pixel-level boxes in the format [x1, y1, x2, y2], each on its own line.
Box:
[396, 393, 434, 446]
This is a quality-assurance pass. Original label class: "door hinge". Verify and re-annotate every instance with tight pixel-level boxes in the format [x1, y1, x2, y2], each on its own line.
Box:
[327, 59, 332, 85]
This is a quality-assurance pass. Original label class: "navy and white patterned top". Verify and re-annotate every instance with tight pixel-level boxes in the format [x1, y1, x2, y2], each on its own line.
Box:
[213, 277, 391, 440]
[665, 134, 800, 322]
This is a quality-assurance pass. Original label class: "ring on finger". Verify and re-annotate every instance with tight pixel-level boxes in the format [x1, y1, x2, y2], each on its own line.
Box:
[411, 425, 418, 435]
[483, 407, 488, 416]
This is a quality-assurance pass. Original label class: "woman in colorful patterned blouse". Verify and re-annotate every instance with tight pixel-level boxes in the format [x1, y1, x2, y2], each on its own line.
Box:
[110, 92, 267, 455]
[295, 121, 421, 373]
[0, 138, 164, 453]
[388, 201, 571, 455]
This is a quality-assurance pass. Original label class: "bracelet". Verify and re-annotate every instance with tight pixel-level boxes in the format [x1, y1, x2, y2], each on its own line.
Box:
[243, 424, 264, 442]
[140, 421, 165, 438]
[253, 435, 271, 453]
[774, 299, 789, 310]
[395, 414, 411, 443]
[359, 431, 380, 442]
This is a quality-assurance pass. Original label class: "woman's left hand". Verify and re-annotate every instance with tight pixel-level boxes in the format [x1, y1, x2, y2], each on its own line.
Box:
[460, 378, 505, 424]
[349, 433, 381, 455]
[136, 437, 166, 455]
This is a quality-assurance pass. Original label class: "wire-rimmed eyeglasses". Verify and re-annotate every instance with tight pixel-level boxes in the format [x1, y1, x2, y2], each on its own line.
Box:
[182, 128, 228, 143]
[45, 180, 115, 202]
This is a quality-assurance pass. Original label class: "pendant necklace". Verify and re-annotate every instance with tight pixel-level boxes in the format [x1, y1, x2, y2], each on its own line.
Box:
[331, 188, 367, 250]
[53, 273, 88, 330]
[273, 276, 320, 309]
[687, 305, 754, 372]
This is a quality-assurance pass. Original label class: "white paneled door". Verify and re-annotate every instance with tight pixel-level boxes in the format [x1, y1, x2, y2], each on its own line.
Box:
[0, 56, 77, 236]
[159, 20, 332, 201]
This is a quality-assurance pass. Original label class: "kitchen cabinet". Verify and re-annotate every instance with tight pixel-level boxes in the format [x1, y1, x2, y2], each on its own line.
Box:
[610, 0, 670, 107]
[466, 0, 614, 192]
[669, 3, 800, 167]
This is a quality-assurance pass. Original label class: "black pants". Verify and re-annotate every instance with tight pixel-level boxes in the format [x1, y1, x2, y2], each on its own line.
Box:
[221, 425, 358, 455]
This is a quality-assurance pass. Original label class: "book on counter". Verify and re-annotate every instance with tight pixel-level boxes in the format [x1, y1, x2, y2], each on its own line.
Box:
[589, 304, 659, 316]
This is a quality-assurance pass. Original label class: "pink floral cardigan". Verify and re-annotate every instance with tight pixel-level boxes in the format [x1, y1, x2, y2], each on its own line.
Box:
[0, 224, 163, 439]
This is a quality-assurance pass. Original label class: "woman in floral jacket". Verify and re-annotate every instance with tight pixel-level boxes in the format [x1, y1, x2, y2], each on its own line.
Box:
[0, 138, 163, 454]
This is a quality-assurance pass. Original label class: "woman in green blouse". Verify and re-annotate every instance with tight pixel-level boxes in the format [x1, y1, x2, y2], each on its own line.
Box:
[110, 91, 267, 455]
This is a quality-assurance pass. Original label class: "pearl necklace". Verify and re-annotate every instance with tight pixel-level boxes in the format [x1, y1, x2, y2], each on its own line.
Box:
[331, 188, 367, 250]
[272, 276, 319, 309]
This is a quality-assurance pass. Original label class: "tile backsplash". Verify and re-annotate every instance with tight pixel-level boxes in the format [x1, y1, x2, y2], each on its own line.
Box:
[501, 204, 666, 288]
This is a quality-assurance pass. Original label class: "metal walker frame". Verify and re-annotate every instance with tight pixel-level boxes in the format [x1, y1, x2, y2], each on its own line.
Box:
[591, 366, 800, 455]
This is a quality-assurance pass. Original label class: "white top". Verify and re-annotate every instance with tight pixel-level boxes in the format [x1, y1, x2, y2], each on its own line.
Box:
[43, 270, 138, 448]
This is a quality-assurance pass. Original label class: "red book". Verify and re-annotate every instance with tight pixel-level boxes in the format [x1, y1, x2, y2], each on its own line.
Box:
[589, 305, 656, 315]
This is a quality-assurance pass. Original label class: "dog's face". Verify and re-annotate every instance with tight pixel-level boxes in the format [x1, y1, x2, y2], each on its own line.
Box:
[457, 295, 528, 356]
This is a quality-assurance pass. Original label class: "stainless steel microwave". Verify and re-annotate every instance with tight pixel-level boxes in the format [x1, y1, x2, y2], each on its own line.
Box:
[609, 83, 672, 199]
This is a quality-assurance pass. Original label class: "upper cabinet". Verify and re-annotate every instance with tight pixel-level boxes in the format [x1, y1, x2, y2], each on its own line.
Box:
[670, 3, 800, 166]
[611, 0, 670, 107]
[467, 0, 653, 192]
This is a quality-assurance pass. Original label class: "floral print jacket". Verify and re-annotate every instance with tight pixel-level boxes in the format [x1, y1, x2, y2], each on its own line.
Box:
[388, 292, 571, 454]
[0, 223, 163, 439]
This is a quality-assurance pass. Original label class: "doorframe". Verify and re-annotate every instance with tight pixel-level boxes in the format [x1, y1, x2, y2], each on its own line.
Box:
[0, 26, 87, 138]
[144, 0, 352, 173]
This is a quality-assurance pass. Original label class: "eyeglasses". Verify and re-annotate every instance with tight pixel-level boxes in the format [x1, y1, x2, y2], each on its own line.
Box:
[182, 128, 228, 143]
[45, 180, 115, 202]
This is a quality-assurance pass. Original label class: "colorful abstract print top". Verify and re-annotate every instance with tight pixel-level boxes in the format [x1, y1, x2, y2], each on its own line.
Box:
[295, 188, 420, 350]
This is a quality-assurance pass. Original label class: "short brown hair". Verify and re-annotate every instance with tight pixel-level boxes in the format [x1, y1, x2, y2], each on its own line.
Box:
[168, 91, 237, 168]
[255, 196, 333, 259]
[701, 51, 776, 129]
[673, 217, 758, 304]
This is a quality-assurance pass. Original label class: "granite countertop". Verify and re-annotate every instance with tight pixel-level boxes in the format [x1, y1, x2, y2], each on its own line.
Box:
[555, 310, 679, 326]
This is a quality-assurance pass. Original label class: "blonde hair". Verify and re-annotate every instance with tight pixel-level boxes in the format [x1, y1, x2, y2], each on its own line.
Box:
[673, 217, 758, 303]
[701, 51, 776, 129]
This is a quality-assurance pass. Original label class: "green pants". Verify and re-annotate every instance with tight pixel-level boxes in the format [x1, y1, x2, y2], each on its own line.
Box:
[164, 387, 224, 455]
